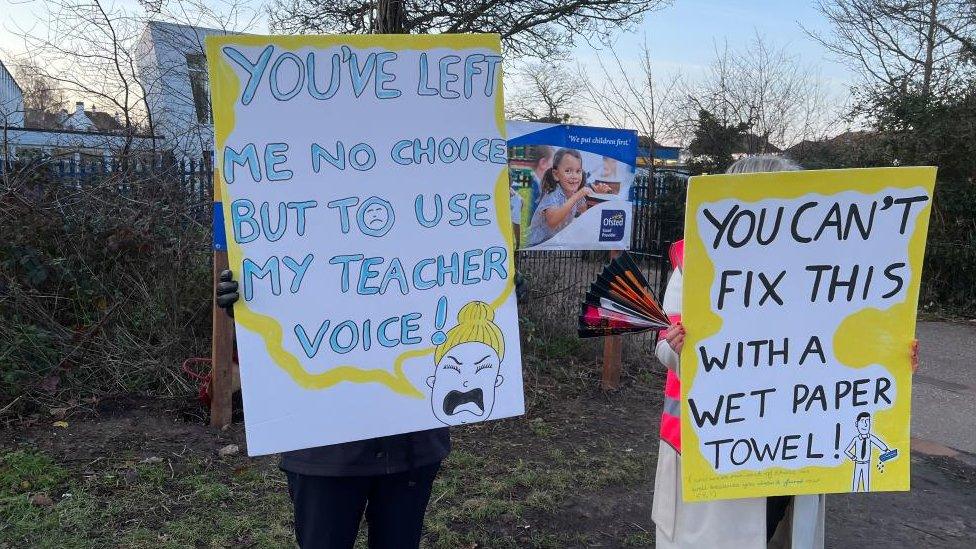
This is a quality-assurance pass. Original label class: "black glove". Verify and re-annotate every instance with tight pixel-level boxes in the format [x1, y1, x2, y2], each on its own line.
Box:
[216, 269, 239, 317]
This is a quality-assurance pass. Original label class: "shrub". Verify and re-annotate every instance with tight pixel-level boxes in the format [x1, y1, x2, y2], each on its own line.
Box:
[0, 159, 213, 405]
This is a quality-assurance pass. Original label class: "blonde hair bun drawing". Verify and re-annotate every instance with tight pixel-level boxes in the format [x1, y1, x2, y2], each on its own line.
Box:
[433, 301, 505, 364]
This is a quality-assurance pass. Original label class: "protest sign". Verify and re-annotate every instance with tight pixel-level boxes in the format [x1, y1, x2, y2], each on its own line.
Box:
[679, 167, 936, 501]
[507, 121, 638, 250]
[206, 34, 524, 455]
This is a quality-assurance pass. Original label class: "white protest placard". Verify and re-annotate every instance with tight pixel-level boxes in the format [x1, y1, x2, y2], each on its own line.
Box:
[680, 167, 936, 501]
[206, 34, 523, 455]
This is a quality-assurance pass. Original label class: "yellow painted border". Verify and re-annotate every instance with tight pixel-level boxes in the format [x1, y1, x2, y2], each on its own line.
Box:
[679, 166, 937, 501]
[206, 34, 512, 398]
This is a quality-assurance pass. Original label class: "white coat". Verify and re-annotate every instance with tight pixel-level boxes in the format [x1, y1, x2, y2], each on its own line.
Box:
[652, 270, 826, 549]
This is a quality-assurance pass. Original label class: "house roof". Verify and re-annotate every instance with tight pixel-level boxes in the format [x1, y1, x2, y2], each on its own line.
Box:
[783, 131, 875, 158]
[0, 59, 23, 95]
[85, 110, 124, 132]
[735, 133, 781, 155]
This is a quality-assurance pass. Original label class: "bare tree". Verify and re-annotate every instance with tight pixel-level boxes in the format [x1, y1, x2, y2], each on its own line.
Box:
[15, 63, 67, 120]
[506, 61, 582, 123]
[677, 35, 834, 152]
[10, 0, 258, 159]
[807, 0, 976, 97]
[578, 41, 681, 170]
[268, 0, 672, 58]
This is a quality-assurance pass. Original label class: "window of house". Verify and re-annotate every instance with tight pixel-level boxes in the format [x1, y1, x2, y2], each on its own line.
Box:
[186, 54, 212, 125]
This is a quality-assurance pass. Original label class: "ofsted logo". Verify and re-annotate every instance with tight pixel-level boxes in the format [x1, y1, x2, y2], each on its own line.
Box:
[599, 210, 626, 241]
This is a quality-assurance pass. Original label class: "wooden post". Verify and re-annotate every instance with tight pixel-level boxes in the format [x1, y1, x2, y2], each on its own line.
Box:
[211, 250, 235, 427]
[211, 171, 235, 428]
[601, 250, 623, 390]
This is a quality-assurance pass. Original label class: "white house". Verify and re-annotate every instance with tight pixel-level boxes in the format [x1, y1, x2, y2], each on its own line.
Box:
[135, 21, 237, 158]
[0, 59, 25, 128]
[2, 20, 231, 162]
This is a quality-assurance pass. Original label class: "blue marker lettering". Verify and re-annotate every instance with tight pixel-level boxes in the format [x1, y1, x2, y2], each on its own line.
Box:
[412, 258, 437, 290]
[242, 256, 281, 301]
[462, 249, 482, 285]
[223, 143, 260, 184]
[307, 51, 341, 100]
[357, 257, 383, 295]
[282, 254, 314, 293]
[483, 246, 508, 280]
[378, 317, 400, 347]
[295, 320, 330, 358]
[231, 199, 259, 243]
[329, 254, 364, 292]
[469, 194, 491, 226]
[329, 320, 358, 354]
[264, 143, 292, 181]
[269, 52, 304, 101]
[401, 312, 422, 344]
[379, 257, 409, 295]
[417, 53, 438, 96]
[312, 142, 346, 172]
[447, 193, 468, 226]
[438, 55, 461, 99]
[414, 194, 442, 227]
[463, 54, 485, 99]
[374, 52, 401, 99]
[327, 197, 359, 233]
[287, 200, 317, 236]
[222, 45, 273, 105]
[259, 202, 287, 242]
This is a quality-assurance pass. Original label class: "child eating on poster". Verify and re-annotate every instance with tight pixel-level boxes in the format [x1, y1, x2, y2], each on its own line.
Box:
[526, 148, 612, 247]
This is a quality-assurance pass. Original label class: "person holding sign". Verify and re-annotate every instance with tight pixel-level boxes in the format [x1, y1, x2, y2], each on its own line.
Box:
[653, 155, 923, 548]
[215, 272, 448, 549]
[652, 156, 820, 549]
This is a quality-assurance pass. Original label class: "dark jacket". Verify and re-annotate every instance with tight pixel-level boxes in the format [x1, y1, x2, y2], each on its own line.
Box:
[279, 428, 450, 477]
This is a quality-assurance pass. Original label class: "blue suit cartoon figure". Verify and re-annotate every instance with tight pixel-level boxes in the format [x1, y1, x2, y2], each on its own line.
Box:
[845, 412, 893, 492]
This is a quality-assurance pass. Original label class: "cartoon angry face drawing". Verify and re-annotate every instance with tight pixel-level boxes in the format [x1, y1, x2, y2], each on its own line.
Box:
[427, 301, 505, 426]
[428, 341, 503, 425]
[363, 202, 389, 230]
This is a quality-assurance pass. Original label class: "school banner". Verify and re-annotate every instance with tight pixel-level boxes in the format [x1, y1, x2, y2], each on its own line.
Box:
[680, 167, 936, 501]
[206, 34, 524, 455]
[507, 121, 638, 250]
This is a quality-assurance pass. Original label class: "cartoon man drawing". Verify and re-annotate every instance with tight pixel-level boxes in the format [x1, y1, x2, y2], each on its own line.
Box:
[845, 412, 891, 492]
[427, 301, 505, 426]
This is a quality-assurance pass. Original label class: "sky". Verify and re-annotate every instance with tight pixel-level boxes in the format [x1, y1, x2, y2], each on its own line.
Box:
[0, 0, 859, 138]
[590, 0, 854, 91]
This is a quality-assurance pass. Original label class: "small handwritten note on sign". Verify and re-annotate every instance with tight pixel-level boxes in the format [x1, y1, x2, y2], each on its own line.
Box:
[680, 167, 936, 501]
[206, 34, 523, 455]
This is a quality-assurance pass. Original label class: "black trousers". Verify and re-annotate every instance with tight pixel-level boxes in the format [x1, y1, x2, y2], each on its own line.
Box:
[285, 463, 440, 549]
[766, 495, 792, 541]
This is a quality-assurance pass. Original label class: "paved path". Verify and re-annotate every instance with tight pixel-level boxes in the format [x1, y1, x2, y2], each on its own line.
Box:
[912, 321, 976, 462]
[827, 320, 976, 548]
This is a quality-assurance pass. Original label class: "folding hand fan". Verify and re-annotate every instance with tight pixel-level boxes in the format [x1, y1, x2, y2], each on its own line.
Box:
[578, 252, 671, 338]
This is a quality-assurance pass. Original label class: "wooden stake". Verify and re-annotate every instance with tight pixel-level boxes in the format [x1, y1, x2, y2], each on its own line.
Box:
[601, 250, 623, 390]
[211, 249, 235, 428]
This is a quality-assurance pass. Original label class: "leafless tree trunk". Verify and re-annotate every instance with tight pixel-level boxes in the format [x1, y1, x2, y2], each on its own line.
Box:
[269, 0, 672, 58]
[676, 35, 834, 153]
[374, 0, 406, 33]
[11, 0, 258, 164]
[507, 61, 583, 123]
[807, 0, 976, 97]
[578, 41, 681, 173]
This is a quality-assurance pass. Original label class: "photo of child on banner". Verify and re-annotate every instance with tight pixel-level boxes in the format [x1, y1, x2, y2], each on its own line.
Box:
[507, 121, 638, 250]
